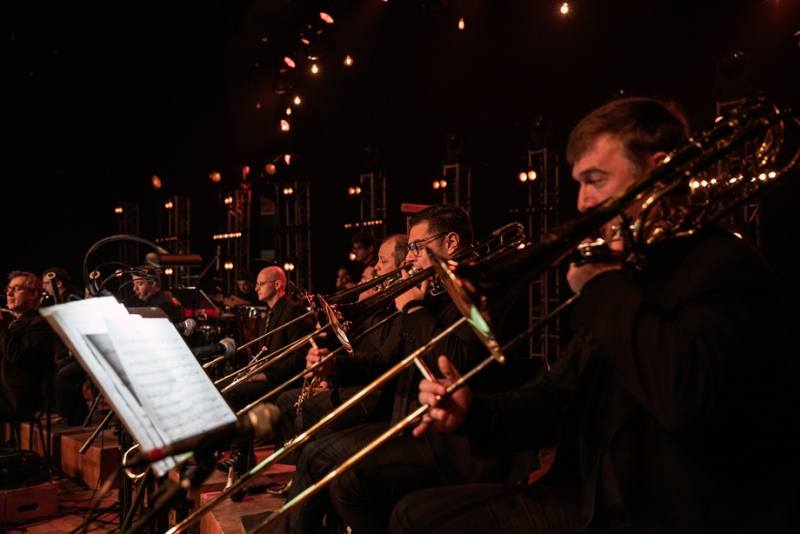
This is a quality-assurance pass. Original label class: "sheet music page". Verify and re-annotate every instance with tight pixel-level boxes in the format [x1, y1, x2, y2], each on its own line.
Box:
[103, 316, 237, 447]
[39, 298, 178, 476]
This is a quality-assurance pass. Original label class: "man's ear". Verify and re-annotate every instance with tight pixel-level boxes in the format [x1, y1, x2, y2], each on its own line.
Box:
[445, 232, 460, 255]
[651, 150, 669, 168]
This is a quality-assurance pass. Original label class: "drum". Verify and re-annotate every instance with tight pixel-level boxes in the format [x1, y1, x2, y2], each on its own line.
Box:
[236, 305, 269, 348]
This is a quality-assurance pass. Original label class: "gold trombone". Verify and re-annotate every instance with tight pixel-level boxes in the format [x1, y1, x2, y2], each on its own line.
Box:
[164, 99, 798, 534]
[240, 98, 800, 534]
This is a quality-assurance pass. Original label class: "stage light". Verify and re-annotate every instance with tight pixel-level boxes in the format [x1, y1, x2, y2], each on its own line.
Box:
[265, 163, 276, 175]
[281, 119, 290, 131]
[164, 268, 173, 276]
[224, 261, 234, 271]
[151, 175, 162, 190]
[311, 63, 319, 74]
[294, 95, 302, 105]
[209, 171, 221, 183]
[286, 106, 292, 116]
[433, 179, 447, 189]
[344, 55, 353, 66]
[433, 180, 440, 190]
[458, 18, 465, 30]
[114, 206, 123, 214]
[164, 201, 174, 209]
[320, 12, 334, 24]
[284, 56, 296, 69]
[284, 154, 292, 165]
[283, 187, 294, 195]
[284, 262, 295, 272]
[224, 196, 233, 205]
[560, 3, 569, 15]
[349, 252, 356, 261]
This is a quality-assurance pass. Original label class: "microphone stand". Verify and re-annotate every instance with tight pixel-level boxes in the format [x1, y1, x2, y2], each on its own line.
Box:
[123, 450, 217, 534]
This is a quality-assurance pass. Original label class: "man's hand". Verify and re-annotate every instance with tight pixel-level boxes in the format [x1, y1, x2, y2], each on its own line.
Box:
[566, 230, 626, 294]
[394, 268, 428, 313]
[413, 355, 473, 437]
[305, 347, 336, 378]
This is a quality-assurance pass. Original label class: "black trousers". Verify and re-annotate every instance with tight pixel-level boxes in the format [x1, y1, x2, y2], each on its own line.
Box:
[54, 356, 88, 426]
[389, 482, 588, 534]
[268, 422, 388, 534]
[329, 431, 443, 533]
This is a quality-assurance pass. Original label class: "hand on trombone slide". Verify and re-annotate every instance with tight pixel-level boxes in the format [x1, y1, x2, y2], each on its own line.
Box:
[413, 355, 473, 438]
[567, 222, 627, 295]
[393, 267, 429, 314]
[305, 346, 337, 378]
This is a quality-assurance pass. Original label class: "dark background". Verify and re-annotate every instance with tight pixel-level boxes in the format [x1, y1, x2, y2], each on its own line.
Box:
[5, 0, 799, 301]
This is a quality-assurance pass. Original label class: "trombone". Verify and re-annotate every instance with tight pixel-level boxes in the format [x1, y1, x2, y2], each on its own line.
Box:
[244, 98, 800, 533]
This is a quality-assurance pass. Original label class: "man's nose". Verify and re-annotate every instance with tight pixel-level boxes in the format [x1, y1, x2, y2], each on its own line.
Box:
[577, 185, 595, 213]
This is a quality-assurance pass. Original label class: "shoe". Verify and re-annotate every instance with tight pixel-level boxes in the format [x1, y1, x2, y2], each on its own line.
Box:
[267, 479, 292, 496]
[215, 451, 257, 475]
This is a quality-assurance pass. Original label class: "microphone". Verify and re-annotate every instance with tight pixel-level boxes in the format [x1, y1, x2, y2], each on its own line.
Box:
[190, 337, 237, 359]
[125, 403, 281, 467]
[175, 318, 198, 336]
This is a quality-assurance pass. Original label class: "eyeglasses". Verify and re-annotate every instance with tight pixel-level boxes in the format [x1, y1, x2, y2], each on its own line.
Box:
[406, 232, 447, 257]
[255, 279, 279, 287]
[4, 286, 30, 294]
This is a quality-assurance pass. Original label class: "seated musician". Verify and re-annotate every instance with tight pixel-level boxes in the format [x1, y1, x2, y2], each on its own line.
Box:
[1, 271, 56, 427]
[123, 265, 185, 324]
[266, 205, 508, 534]
[267, 234, 409, 486]
[218, 265, 315, 475]
[351, 98, 798, 533]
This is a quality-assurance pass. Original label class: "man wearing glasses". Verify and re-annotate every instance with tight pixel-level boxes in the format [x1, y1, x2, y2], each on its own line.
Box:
[219, 265, 314, 475]
[1, 271, 56, 423]
[268, 204, 492, 534]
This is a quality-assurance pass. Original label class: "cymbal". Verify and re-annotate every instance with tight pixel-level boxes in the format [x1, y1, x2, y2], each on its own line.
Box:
[209, 294, 252, 307]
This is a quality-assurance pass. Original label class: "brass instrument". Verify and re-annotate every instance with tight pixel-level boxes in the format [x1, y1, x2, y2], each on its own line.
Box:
[212, 223, 526, 388]
[166, 99, 798, 534]
[294, 375, 321, 414]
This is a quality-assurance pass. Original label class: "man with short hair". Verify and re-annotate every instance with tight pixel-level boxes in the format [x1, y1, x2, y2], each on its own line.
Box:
[268, 205, 490, 534]
[1, 271, 56, 422]
[124, 266, 184, 323]
[219, 265, 314, 475]
[388, 98, 798, 533]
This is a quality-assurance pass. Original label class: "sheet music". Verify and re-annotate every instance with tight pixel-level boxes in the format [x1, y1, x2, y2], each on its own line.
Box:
[40, 297, 237, 477]
[104, 316, 237, 444]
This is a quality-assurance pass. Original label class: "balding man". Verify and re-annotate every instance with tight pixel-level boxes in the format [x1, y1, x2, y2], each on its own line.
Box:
[219, 266, 314, 475]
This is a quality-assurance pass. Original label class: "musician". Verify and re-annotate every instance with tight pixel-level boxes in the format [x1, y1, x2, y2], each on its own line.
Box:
[1, 271, 56, 423]
[41, 266, 83, 306]
[219, 265, 315, 475]
[42, 267, 91, 426]
[123, 265, 184, 323]
[267, 234, 410, 483]
[235, 268, 260, 305]
[381, 98, 798, 533]
[268, 205, 494, 533]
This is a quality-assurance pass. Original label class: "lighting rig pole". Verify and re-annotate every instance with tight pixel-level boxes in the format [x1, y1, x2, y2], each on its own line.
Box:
[520, 148, 562, 365]
[157, 195, 191, 288]
[274, 180, 312, 293]
[221, 187, 252, 292]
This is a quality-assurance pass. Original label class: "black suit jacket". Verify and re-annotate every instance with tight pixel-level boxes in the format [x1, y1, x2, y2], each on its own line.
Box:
[258, 295, 315, 389]
[0, 308, 56, 417]
[461, 227, 799, 532]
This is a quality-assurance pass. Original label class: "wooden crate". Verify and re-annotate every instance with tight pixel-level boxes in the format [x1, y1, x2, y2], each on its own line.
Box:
[0, 481, 58, 523]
